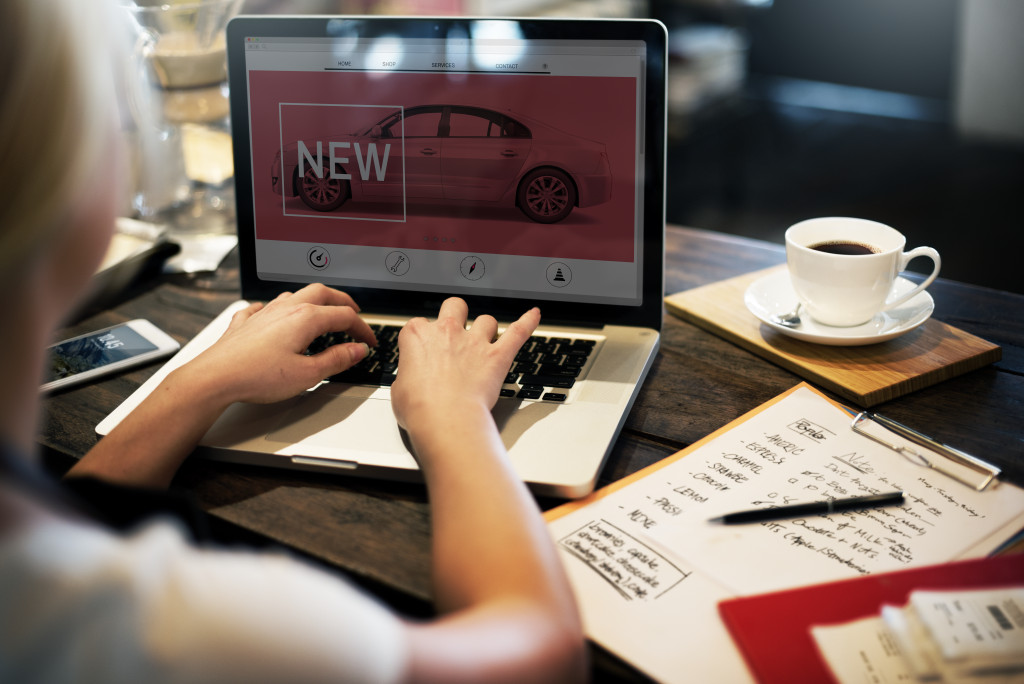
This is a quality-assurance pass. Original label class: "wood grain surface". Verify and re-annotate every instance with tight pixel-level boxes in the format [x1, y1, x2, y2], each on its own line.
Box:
[665, 265, 1002, 406]
[37, 226, 1024, 682]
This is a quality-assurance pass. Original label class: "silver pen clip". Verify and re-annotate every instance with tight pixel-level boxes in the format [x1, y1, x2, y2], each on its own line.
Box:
[851, 412, 1000, 491]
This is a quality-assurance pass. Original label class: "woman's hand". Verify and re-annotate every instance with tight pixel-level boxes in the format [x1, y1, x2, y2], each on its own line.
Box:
[390, 297, 539, 437]
[388, 300, 586, 683]
[70, 284, 376, 488]
[182, 283, 377, 406]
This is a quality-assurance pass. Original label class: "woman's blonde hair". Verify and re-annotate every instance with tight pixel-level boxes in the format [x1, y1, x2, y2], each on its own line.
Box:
[0, 0, 123, 282]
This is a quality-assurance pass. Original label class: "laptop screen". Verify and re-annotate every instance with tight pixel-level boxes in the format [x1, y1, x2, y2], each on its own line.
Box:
[227, 17, 666, 328]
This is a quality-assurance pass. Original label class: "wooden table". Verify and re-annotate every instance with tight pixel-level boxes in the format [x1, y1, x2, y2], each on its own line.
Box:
[39, 226, 1024, 681]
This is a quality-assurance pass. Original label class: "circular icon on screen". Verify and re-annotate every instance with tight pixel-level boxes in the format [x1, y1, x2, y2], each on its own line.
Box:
[385, 251, 411, 276]
[546, 262, 572, 287]
[460, 256, 485, 281]
[307, 246, 330, 270]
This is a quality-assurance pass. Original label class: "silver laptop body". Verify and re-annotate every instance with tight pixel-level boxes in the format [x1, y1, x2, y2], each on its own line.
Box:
[99, 15, 668, 498]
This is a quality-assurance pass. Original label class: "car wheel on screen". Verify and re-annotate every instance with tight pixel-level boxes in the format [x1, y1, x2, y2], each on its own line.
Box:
[296, 163, 349, 211]
[517, 168, 576, 224]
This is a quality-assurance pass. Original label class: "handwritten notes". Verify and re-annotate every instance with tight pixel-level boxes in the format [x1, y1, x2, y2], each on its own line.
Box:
[557, 519, 691, 601]
[546, 384, 1024, 684]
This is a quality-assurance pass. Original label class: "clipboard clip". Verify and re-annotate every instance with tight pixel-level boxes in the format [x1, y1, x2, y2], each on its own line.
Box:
[850, 412, 1000, 492]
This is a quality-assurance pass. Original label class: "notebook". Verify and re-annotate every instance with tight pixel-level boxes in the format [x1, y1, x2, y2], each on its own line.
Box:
[97, 16, 668, 498]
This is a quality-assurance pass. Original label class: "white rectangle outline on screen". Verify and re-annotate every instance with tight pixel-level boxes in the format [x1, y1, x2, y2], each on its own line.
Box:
[277, 102, 407, 223]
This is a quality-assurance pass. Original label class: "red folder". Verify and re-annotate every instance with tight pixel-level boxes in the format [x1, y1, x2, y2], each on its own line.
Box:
[718, 553, 1024, 684]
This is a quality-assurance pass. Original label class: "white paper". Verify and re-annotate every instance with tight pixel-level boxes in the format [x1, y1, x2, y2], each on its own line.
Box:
[546, 386, 1024, 684]
[881, 603, 942, 680]
[911, 589, 1024, 665]
[811, 615, 917, 684]
[813, 612, 1024, 684]
[164, 233, 237, 273]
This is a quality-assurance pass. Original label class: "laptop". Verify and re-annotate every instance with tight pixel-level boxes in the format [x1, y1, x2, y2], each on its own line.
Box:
[98, 15, 667, 498]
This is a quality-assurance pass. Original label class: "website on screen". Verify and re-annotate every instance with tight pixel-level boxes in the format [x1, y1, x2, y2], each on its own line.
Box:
[243, 35, 646, 304]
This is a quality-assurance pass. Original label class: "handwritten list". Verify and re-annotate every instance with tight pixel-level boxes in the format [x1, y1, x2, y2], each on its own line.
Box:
[546, 384, 1024, 684]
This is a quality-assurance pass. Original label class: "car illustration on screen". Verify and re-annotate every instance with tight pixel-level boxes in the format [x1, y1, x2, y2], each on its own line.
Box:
[270, 104, 613, 223]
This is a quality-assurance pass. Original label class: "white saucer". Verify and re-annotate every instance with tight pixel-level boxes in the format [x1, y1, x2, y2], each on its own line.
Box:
[744, 269, 934, 346]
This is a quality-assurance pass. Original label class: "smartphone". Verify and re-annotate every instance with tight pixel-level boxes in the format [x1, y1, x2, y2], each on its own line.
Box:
[41, 319, 180, 392]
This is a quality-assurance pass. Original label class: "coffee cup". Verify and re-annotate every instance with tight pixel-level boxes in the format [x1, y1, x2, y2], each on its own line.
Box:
[785, 217, 941, 327]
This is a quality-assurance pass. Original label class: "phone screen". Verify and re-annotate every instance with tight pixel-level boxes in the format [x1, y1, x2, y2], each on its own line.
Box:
[45, 324, 159, 383]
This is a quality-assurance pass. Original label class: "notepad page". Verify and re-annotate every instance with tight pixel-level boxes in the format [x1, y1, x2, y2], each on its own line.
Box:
[545, 383, 1024, 684]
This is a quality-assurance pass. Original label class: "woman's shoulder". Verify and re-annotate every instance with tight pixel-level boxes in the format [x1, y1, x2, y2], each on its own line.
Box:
[0, 493, 182, 582]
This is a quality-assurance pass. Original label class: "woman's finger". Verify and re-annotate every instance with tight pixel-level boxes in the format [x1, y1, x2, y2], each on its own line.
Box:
[288, 282, 362, 312]
[469, 314, 499, 341]
[308, 341, 370, 378]
[496, 307, 541, 354]
[436, 297, 469, 326]
[225, 302, 264, 331]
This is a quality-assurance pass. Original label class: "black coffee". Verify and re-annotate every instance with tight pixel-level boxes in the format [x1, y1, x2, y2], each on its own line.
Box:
[809, 240, 879, 256]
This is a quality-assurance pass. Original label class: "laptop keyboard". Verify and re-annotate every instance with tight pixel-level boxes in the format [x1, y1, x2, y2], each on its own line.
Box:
[305, 324, 597, 402]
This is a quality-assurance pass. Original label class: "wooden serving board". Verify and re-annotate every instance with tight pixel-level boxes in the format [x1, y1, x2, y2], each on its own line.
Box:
[664, 266, 1002, 407]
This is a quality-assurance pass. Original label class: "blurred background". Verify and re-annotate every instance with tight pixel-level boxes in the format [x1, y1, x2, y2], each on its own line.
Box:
[242, 0, 1024, 294]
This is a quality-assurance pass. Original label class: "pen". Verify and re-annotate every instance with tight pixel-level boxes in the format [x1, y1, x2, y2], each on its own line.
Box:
[708, 491, 905, 525]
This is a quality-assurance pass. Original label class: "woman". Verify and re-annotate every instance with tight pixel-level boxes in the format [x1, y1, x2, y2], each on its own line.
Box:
[0, 1, 585, 682]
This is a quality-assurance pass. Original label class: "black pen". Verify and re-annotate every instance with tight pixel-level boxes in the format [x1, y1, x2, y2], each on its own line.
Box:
[708, 491, 905, 525]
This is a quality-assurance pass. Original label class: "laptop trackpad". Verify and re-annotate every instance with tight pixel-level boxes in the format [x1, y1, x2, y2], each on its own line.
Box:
[265, 386, 409, 456]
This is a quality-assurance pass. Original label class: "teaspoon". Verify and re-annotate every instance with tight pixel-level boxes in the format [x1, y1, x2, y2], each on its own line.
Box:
[772, 302, 802, 328]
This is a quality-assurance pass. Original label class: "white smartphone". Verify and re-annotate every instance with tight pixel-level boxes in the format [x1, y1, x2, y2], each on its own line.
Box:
[41, 319, 180, 392]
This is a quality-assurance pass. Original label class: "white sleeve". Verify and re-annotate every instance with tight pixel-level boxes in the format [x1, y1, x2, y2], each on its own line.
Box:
[0, 517, 411, 684]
